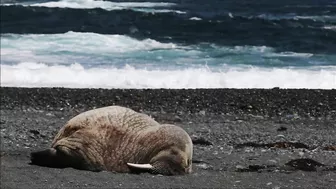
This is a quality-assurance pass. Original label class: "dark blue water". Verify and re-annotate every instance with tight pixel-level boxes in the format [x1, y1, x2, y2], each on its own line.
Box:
[0, 0, 335, 89]
[1, 0, 336, 53]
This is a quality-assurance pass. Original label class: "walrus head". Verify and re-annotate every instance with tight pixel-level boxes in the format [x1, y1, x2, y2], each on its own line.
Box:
[127, 146, 192, 175]
[127, 124, 193, 175]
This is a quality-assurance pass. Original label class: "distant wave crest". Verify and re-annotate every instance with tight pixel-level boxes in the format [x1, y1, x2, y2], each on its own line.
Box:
[2, 0, 185, 13]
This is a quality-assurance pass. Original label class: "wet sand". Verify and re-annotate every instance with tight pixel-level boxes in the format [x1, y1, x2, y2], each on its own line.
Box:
[1, 87, 335, 188]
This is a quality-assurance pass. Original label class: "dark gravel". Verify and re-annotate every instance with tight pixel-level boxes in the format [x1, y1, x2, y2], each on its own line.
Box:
[1, 87, 336, 189]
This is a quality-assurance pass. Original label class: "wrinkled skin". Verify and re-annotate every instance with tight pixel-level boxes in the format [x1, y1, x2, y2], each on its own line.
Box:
[30, 106, 193, 175]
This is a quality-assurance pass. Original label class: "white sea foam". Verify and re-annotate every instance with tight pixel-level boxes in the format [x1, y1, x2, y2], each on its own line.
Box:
[0, 32, 318, 58]
[1, 32, 177, 52]
[190, 17, 202, 21]
[265, 52, 313, 58]
[1, 62, 335, 89]
[295, 15, 336, 22]
[323, 25, 336, 31]
[2, 0, 182, 13]
[256, 14, 336, 22]
[1, 32, 179, 64]
[133, 8, 186, 14]
[2, 32, 323, 68]
[1, 32, 335, 89]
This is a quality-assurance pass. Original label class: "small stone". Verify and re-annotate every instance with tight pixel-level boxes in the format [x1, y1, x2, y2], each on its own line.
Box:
[191, 136, 213, 146]
[277, 126, 287, 132]
[199, 110, 206, 116]
[244, 148, 253, 153]
[285, 158, 324, 171]
[236, 165, 244, 169]
[323, 145, 336, 151]
[275, 134, 286, 139]
[173, 115, 182, 122]
[196, 163, 212, 170]
[29, 129, 40, 135]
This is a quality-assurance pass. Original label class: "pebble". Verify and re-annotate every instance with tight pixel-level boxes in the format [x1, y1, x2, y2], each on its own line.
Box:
[196, 163, 212, 170]
[236, 165, 244, 169]
[199, 110, 206, 116]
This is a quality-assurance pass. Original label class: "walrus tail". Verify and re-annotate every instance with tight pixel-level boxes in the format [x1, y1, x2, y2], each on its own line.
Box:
[30, 148, 73, 168]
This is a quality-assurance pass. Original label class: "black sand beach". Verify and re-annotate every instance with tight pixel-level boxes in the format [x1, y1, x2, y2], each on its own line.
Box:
[1, 87, 335, 189]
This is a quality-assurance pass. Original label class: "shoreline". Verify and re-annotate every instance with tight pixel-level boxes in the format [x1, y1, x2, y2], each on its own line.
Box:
[1, 87, 335, 118]
[1, 87, 335, 188]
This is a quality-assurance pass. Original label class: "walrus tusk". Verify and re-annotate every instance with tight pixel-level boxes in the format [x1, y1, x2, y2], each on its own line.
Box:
[127, 163, 153, 169]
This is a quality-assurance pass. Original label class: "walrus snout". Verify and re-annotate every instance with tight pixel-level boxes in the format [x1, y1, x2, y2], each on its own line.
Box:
[126, 149, 193, 176]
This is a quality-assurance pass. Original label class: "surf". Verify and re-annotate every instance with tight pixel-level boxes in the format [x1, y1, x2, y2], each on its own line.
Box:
[1, 62, 335, 89]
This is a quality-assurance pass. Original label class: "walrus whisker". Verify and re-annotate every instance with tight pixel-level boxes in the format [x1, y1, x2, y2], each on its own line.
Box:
[127, 163, 153, 169]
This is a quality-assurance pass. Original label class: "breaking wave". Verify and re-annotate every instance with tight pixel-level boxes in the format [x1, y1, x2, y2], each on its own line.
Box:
[1, 62, 335, 89]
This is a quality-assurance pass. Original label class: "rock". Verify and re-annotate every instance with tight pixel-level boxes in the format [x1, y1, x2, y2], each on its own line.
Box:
[323, 145, 336, 151]
[173, 115, 182, 122]
[29, 129, 40, 135]
[236, 164, 277, 172]
[191, 136, 213, 146]
[277, 126, 287, 132]
[199, 110, 206, 116]
[196, 163, 212, 170]
[285, 158, 324, 171]
[235, 142, 311, 149]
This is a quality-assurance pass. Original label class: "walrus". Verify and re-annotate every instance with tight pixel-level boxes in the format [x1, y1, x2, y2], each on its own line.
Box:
[30, 106, 193, 175]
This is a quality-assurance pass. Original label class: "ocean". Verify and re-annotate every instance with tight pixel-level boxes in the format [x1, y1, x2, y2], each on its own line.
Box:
[1, 0, 335, 89]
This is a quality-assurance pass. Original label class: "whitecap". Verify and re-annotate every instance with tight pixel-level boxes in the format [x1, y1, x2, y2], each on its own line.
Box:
[1, 31, 178, 53]
[323, 25, 336, 31]
[2, 0, 184, 13]
[189, 17, 202, 21]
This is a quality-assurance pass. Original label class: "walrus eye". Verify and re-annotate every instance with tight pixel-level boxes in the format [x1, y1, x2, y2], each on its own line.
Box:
[127, 163, 153, 170]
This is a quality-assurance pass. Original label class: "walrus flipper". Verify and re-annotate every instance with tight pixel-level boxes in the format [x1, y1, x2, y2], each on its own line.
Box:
[30, 148, 78, 169]
[30, 147, 102, 172]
